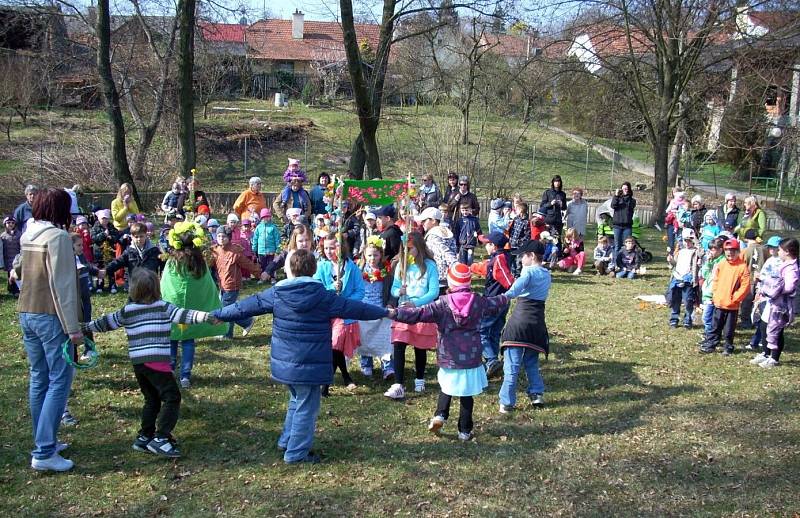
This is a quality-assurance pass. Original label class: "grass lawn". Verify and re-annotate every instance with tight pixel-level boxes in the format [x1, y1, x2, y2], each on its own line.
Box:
[1, 227, 799, 515]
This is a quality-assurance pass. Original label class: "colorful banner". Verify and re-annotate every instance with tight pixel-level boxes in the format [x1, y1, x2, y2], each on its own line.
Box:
[343, 180, 407, 206]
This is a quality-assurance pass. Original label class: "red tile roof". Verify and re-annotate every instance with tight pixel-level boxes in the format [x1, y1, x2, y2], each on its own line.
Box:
[246, 19, 381, 62]
[200, 22, 247, 44]
[481, 33, 530, 59]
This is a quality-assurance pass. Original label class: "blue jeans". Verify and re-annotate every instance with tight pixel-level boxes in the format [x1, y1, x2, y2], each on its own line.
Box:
[20, 313, 75, 460]
[360, 355, 392, 373]
[669, 284, 696, 326]
[170, 339, 196, 380]
[278, 384, 322, 463]
[616, 270, 636, 279]
[499, 346, 544, 407]
[702, 302, 715, 335]
[458, 248, 474, 266]
[480, 305, 509, 367]
[613, 226, 632, 260]
[220, 290, 253, 338]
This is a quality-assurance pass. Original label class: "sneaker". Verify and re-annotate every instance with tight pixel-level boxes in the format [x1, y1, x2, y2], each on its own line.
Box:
[721, 349, 733, 357]
[414, 379, 425, 393]
[382, 368, 395, 381]
[180, 378, 191, 389]
[286, 452, 321, 464]
[750, 353, 769, 365]
[361, 365, 373, 377]
[215, 335, 227, 341]
[499, 404, 514, 414]
[530, 393, 545, 407]
[457, 431, 473, 442]
[345, 383, 357, 391]
[61, 409, 78, 426]
[744, 343, 755, 351]
[573, 268, 582, 275]
[242, 319, 256, 337]
[683, 323, 692, 329]
[760, 357, 779, 369]
[147, 436, 181, 458]
[669, 322, 678, 329]
[428, 416, 445, 435]
[699, 346, 716, 354]
[79, 352, 91, 362]
[31, 453, 74, 472]
[110, 286, 118, 294]
[384, 383, 405, 400]
[486, 361, 503, 379]
[132, 434, 153, 453]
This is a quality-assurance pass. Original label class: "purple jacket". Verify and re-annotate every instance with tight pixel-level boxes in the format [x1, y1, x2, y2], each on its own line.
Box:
[761, 259, 799, 325]
[396, 287, 508, 369]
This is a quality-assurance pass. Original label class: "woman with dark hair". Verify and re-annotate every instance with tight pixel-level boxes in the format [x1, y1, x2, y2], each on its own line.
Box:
[16, 188, 83, 471]
[610, 182, 637, 259]
[309, 172, 331, 216]
[540, 175, 567, 238]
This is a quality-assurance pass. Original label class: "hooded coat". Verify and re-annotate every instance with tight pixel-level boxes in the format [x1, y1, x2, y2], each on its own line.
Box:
[539, 179, 567, 228]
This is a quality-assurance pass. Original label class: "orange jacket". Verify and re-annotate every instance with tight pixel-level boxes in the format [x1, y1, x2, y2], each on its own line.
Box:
[211, 243, 262, 291]
[711, 257, 751, 310]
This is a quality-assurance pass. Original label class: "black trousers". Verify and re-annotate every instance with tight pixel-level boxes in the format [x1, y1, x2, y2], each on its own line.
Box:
[332, 350, 353, 385]
[133, 364, 181, 439]
[393, 342, 427, 385]
[706, 308, 738, 350]
[435, 392, 474, 433]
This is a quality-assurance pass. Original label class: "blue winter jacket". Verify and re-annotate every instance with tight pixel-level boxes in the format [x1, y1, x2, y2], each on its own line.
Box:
[252, 221, 281, 255]
[211, 277, 387, 385]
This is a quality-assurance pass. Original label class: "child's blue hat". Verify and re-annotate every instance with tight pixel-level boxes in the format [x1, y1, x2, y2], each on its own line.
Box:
[766, 235, 782, 248]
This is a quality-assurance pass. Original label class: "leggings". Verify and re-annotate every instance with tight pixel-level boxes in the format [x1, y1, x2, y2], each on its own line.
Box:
[435, 392, 474, 433]
[761, 327, 785, 361]
[393, 342, 427, 385]
[332, 350, 353, 385]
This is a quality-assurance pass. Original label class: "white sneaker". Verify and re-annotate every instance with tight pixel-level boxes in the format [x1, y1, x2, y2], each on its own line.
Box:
[760, 357, 779, 369]
[110, 286, 118, 294]
[242, 319, 256, 337]
[750, 354, 769, 365]
[383, 383, 405, 399]
[457, 431, 472, 442]
[573, 268, 582, 275]
[31, 453, 74, 472]
[428, 415, 445, 435]
[414, 378, 425, 393]
[499, 404, 514, 414]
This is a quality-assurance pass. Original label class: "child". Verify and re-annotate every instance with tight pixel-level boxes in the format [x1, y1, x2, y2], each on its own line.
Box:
[700, 211, 721, 252]
[615, 237, 641, 279]
[699, 237, 726, 341]
[750, 238, 798, 368]
[454, 202, 482, 265]
[357, 212, 379, 258]
[91, 209, 120, 293]
[700, 239, 751, 355]
[664, 190, 685, 253]
[357, 237, 395, 379]
[498, 240, 551, 412]
[487, 199, 507, 235]
[384, 232, 441, 399]
[438, 202, 452, 229]
[252, 208, 281, 283]
[211, 225, 265, 338]
[160, 180, 186, 219]
[211, 249, 391, 464]
[265, 224, 314, 281]
[72, 232, 100, 354]
[593, 235, 613, 276]
[83, 268, 211, 458]
[160, 221, 227, 387]
[314, 233, 365, 390]
[740, 228, 765, 329]
[529, 211, 547, 242]
[395, 263, 509, 441]
[471, 231, 514, 378]
[1, 216, 21, 296]
[667, 228, 700, 328]
[238, 217, 257, 274]
[747, 235, 783, 352]
[207, 218, 220, 236]
[103, 223, 163, 283]
[283, 208, 303, 241]
[540, 231, 560, 269]
[75, 216, 94, 263]
[557, 227, 585, 275]
[508, 202, 531, 276]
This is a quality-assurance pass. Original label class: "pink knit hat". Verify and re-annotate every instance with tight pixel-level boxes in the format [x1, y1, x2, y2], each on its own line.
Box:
[260, 208, 271, 219]
[447, 263, 472, 289]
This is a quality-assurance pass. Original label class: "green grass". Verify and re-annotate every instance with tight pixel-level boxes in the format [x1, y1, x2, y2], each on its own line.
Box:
[1, 227, 799, 515]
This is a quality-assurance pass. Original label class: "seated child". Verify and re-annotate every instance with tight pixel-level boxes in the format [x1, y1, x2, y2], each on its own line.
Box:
[557, 227, 585, 275]
[593, 235, 613, 276]
[615, 237, 641, 279]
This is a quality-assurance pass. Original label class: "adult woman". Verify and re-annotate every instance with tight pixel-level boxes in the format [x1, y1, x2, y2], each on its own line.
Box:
[273, 170, 311, 224]
[17, 188, 82, 471]
[719, 193, 740, 233]
[610, 182, 636, 259]
[540, 175, 567, 238]
[442, 172, 459, 205]
[233, 177, 267, 221]
[418, 174, 441, 210]
[309, 172, 331, 216]
[736, 196, 766, 239]
[565, 188, 588, 238]
[689, 195, 707, 235]
[446, 175, 480, 223]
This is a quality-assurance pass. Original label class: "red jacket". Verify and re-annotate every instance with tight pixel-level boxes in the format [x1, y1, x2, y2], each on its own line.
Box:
[211, 243, 261, 291]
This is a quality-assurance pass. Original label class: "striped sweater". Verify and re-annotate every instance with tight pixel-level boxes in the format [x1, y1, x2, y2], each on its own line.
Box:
[83, 301, 209, 364]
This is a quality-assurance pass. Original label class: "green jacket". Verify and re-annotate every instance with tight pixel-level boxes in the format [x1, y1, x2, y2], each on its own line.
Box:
[160, 259, 227, 340]
[700, 255, 725, 303]
[736, 208, 766, 239]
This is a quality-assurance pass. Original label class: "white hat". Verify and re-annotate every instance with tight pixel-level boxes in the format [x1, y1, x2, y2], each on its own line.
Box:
[286, 208, 302, 218]
[194, 215, 208, 227]
[681, 228, 696, 240]
[540, 231, 557, 243]
[364, 212, 377, 220]
[413, 207, 443, 223]
[691, 195, 703, 204]
[226, 213, 240, 224]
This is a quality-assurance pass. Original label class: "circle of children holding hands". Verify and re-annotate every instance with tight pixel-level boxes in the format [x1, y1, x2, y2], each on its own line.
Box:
[8, 166, 798, 470]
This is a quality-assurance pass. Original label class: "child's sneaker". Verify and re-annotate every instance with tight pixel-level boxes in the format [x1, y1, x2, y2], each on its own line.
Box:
[457, 431, 472, 442]
[132, 434, 153, 453]
[383, 383, 405, 400]
[530, 393, 545, 407]
[760, 357, 779, 369]
[61, 409, 78, 426]
[428, 415, 445, 435]
[180, 378, 191, 389]
[499, 404, 514, 414]
[573, 268, 582, 275]
[147, 436, 181, 457]
[750, 353, 769, 365]
[414, 378, 425, 393]
[110, 286, 118, 294]
[242, 319, 256, 337]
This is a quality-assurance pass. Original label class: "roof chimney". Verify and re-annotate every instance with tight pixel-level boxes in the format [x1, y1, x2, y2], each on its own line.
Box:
[292, 9, 304, 39]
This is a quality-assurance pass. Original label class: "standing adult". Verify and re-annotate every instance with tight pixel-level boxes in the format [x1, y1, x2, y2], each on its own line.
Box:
[273, 167, 311, 224]
[110, 183, 141, 231]
[13, 184, 37, 233]
[233, 177, 267, 221]
[446, 176, 480, 224]
[689, 195, 707, 236]
[418, 174, 441, 210]
[64, 185, 82, 216]
[540, 175, 567, 238]
[719, 193, 740, 233]
[565, 188, 588, 238]
[309, 172, 331, 216]
[442, 172, 459, 205]
[16, 188, 83, 472]
[736, 196, 766, 240]
[610, 182, 636, 259]
[415, 207, 458, 294]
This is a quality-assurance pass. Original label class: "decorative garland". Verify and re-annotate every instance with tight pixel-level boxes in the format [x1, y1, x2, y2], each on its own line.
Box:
[62, 337, 99, 370]
[362, 260, 391, 283]
[167, 221, 209, 251]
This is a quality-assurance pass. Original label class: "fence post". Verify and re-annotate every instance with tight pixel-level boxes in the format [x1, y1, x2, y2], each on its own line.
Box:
[531, 143, 536, 183]
[244, 136, 248, 177]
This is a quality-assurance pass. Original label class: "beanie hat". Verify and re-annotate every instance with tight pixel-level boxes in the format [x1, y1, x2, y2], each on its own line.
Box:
[226, 213, 239, 224]
[95, 209, 111, 220]
[216, 225, 233, 238]
[74, 216, 87, 226]
[260, 208, 272, 219]
[447, 263, 472, 289]
[490, 198, 504, 210]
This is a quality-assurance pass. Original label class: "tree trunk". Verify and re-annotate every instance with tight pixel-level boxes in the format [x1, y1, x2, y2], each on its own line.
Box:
[667, 125, 684, 188]
[460, 106, 469, 145]
[652, 130, 671, 219]
[96, 0, 139, 205]
[362, 122, 381, 179]
[177, 0, 196, 176]
[203, 101, 209, 119]
[130, 125, 157, 182]
[522, 96, 532, 123]
[350, 133, 366, 180]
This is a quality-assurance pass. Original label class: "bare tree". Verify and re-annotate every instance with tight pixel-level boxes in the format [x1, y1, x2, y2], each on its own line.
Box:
[176, 0, 196, 176]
